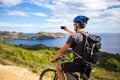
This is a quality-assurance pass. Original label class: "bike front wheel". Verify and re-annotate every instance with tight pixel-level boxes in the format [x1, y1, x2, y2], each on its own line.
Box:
[39, 68, 58, 80]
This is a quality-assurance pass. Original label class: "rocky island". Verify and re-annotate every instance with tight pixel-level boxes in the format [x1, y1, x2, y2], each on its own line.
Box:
[0, 31, 65, 40]
[27, 32, 65, 40]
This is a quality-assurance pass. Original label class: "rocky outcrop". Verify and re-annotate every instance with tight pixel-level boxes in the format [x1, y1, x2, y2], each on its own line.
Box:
[0, 31, 27, 40]
[27, 32, 65, 40]
[0, 31, 65, 40]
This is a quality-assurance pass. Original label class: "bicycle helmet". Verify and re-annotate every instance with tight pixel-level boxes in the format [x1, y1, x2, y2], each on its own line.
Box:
[73, 16, 89, 24]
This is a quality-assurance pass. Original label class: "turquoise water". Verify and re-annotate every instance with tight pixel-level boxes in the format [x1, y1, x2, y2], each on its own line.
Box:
[0, 33, 120, 54]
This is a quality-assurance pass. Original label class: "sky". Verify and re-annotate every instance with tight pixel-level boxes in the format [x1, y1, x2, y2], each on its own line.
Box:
[0, 0, 120, 33]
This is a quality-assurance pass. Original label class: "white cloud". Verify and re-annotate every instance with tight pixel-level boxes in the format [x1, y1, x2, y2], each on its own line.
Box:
[46, 18, 64, 23]
[32, 12, 47, 17]
[6, 11, 48, 17]
[0, 22, 36, 28]
[0, 0, 23, 7]
[0, 0, 120, 33]
[81, 0, 107, 10]
[103, 0, 120, 7]
[28, 0, 54, 8]
[0, 22, 42, 33]
[7, 11, 29, 17]
[28, 0, 120, 33]
[29, 0, 119, 16]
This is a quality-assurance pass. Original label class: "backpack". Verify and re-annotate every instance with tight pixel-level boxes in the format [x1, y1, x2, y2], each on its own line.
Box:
[82, 32, 101, 64]
[74, 32, 101, 64]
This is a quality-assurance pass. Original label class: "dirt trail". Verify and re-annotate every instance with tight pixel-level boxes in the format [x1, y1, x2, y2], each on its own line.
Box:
[0, 64, 39, 80]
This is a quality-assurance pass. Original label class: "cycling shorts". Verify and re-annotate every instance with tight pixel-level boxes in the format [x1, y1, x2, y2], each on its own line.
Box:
[61, 59, 92, 77]
[61, 62, 84, 72]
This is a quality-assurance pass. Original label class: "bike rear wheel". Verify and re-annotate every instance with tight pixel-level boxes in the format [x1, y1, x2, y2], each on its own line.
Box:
[39, 68, 58, 80]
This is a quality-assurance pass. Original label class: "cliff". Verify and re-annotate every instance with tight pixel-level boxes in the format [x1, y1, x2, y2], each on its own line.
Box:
[0, 31, 65, 40]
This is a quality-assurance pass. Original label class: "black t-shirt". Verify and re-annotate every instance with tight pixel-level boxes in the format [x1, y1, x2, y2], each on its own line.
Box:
[66, 32, 85, 57]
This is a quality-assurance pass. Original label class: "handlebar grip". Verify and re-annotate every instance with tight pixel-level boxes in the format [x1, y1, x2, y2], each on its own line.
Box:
[56, 56, 65, 62]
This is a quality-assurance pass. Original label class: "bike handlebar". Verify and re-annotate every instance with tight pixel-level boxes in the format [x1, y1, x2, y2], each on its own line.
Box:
[56, 56, 66, 62]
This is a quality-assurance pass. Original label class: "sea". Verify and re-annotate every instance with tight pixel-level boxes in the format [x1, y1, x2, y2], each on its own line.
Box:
[0, 33, 120, 54]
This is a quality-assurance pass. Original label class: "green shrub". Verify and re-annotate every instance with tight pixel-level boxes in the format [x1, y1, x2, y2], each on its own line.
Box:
[6, 50, 13, 55]
[2, 41, 15, 47]
[0, 46, 4, 54]
[5, 50, 19, 56]
[105, 58, 120, 72]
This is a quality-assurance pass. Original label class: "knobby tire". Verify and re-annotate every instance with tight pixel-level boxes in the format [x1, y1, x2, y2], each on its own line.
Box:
[39, 68, 58, 80]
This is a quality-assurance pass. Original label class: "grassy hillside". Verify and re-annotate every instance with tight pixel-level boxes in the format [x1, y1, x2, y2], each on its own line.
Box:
[0, 41, 120, 80]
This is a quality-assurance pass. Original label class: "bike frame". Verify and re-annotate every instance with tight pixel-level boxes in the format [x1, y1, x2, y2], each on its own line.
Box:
[65, 72, 79, 80]
[40, 56, 90, 80]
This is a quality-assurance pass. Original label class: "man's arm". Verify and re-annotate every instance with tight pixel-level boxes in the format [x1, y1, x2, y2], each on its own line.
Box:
[64, 26, 76, 34]
[50, 43, 70, 62]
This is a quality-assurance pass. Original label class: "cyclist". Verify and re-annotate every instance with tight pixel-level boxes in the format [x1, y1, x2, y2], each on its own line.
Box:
[51, 15, 91, 80]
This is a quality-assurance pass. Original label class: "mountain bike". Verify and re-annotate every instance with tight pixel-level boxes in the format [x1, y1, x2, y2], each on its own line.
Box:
[39, 56, 91, 80]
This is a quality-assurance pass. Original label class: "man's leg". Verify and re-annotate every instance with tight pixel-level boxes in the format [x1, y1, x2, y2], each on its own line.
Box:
[85, 67, 92, 78]
[56, 64, 65, 80]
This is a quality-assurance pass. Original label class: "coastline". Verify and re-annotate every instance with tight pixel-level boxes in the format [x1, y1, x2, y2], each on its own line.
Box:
[0, 33, 120, 54]
[0, 31, 65, 40]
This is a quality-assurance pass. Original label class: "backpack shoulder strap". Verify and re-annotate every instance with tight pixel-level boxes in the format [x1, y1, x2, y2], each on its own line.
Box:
[80, 31, 89, 37]
[73, 32, 89, 59]
[80, 32, 89, 47]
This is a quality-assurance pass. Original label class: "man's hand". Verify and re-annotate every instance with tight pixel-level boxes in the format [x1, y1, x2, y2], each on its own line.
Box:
[64, 26, 76, 34]
[50, 44, 70, 63]
[50, 58, 56, 63]
[64, 26, 70, 32]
